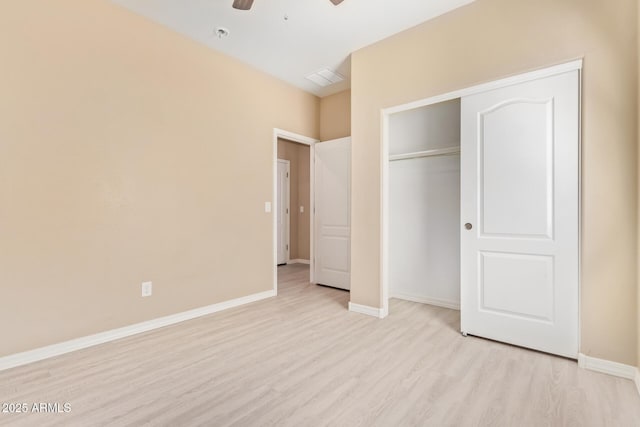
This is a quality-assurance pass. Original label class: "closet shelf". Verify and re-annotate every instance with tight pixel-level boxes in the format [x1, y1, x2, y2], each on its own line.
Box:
[389, 146, 460, 162]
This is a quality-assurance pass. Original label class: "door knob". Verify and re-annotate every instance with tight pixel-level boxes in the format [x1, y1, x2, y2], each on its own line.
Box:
[465, 223, 473, 230]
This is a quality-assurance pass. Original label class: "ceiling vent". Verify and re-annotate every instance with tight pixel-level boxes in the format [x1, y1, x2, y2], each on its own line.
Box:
[305, 68, 344, 87]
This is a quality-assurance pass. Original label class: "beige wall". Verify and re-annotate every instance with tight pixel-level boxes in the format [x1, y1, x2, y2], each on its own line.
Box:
[351, 0, 639, 365]
[320, 90, 351, 141]
[0, 0, 319, 357]
[277, 139, 311, 261]
[638, 0, 640, 373]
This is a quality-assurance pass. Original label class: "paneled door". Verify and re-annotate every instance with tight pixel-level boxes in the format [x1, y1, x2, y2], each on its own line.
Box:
[460, 70, 579, 358]
[314, 137, 351, 290]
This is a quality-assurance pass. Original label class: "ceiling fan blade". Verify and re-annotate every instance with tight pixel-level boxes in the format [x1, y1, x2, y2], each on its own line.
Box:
[232, 0, 254, 10]
[329, 0, 344, 4]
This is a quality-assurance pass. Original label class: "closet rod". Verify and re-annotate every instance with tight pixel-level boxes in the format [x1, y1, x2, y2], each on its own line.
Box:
[389, 147, 460, 162]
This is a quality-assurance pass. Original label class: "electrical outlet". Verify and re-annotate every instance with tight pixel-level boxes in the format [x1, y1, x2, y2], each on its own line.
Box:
[300, 206, 304, 213]
[141, 281, 152, 297]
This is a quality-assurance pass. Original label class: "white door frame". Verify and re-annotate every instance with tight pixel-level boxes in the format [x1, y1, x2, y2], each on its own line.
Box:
[273, 128, 318, 294]
[380, 59, 583, 319]
[277, 159, 291, 265]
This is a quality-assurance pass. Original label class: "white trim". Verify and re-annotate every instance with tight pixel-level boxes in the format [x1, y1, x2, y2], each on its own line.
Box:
[274, 128, 317, 146]
[380, 112, 390, 316]
[309, 140, 315, 283]
[273, 129, 318, 294]
[576, 67, 583, 356]
[380, 59, 583, 317]
[382, 59, 583, 116]
[288, 259, 311, 265]
[391, 293, 460, 310]
[0, 290, 276, 372]
[635, 368, 640, 398]
[348, 302, 388, 319]
[577, 353, 637, 380]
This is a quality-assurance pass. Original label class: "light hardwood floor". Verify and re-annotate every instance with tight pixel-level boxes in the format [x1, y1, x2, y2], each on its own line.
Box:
[1, 264, 639, 426]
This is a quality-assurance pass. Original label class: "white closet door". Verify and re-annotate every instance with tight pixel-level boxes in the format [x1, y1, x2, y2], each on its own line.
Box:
[461, 70, 579, 358]
[314, 137, 351, 290]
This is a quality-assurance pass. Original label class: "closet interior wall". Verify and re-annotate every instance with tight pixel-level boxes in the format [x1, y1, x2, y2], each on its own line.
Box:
[388, 98, 461, 309]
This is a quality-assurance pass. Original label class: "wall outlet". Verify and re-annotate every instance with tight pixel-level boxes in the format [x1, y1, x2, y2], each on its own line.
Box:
[300, 206, 304, 213]
[141, 281, 152, 297]
[265, 201, 272, 213]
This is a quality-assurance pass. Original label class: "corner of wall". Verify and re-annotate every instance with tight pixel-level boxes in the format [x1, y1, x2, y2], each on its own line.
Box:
[636, 0, 640, 374]
[319, 89, 352, 141]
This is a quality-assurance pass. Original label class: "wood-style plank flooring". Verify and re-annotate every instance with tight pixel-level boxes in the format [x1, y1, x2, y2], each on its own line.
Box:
[1, 264, 639, 426]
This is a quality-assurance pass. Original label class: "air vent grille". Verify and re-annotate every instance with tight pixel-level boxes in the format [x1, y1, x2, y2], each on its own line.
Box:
[305, 68, 344, 87]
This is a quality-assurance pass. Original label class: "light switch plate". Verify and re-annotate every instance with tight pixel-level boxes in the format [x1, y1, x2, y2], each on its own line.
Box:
[141, 281, 152, 297]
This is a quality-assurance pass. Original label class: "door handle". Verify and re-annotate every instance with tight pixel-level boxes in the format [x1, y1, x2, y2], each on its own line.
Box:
[465, 223, 473, 230]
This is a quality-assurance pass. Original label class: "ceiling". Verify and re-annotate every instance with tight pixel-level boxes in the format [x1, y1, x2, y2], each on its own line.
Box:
[110, 0, 474, 97]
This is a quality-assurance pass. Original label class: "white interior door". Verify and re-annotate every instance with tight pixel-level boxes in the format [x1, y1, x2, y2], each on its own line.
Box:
[314, 137, 351, 290]
[461, 70, 579, 358]
[277, 159, 290, 265]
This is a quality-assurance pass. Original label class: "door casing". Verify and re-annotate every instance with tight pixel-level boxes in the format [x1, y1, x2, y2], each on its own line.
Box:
[272, 129, 318, 295]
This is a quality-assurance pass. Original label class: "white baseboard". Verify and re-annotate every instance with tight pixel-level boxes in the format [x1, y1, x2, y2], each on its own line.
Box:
[577, 353, 637, 380]
[348, 302, 388, 319]
[635, 368, 640, 398]
[288, 259, 310, 265]
[391, 293, 460, 310]
[0, 289, 276, 372]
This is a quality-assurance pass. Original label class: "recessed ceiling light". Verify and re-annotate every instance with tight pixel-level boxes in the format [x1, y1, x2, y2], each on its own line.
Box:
[215, 27, 230, 39]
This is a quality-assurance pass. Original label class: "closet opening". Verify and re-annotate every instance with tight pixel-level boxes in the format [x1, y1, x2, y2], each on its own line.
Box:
[383, 98, 461, 316]
[380, 61, 580, 357]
